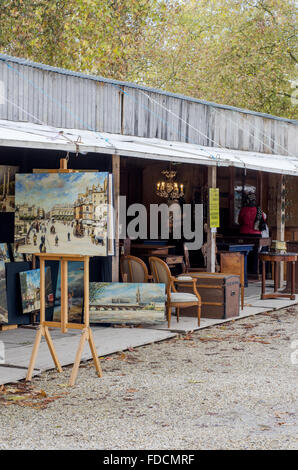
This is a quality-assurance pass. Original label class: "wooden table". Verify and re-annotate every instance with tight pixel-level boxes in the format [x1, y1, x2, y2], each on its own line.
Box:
[217, 243, 254, 287]
[131, 244, 184, 272]
[259, 252, 297, 300]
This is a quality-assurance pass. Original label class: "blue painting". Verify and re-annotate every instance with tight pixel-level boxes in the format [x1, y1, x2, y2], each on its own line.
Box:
[89, 283, 166, 324]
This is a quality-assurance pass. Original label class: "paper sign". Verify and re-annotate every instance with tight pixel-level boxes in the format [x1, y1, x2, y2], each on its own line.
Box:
[209, 188, 220, 228]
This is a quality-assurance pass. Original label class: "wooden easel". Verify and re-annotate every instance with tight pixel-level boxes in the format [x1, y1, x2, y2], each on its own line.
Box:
[26, 158, 102, 386]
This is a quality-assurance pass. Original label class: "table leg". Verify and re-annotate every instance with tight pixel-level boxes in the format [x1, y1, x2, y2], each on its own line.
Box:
[261, 260, 266, 299]
[291, 261, 296, 300]
[274, 261, 279, 293]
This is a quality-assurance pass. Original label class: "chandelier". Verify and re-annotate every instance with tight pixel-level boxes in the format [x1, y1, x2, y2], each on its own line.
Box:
[156, 169, 184, 200]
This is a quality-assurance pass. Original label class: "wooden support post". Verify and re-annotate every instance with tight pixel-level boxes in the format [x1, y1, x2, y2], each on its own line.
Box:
[276, 174, 286, 288]
[207, 166, 217, 273]
[112, 154, 120, 282]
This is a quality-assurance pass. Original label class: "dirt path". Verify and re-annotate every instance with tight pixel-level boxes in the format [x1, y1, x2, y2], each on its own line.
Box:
[0, 307, 297, 450]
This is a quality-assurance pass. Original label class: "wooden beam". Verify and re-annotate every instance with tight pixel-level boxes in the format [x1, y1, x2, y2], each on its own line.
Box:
[276, 174, 286, 287]
[112, 154, 120, 282]
[207, 166, 217, 273]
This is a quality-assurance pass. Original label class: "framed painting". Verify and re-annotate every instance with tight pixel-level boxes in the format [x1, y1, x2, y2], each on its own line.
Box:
[14, 172, 109, 256]
[53, 261, 84, 323]
[0, 260, 8, 323]
[19, 267, 53, 315]
[0, 243, 11, 263]
[89, 282, 166, 324]
[0, 165, 19, 212]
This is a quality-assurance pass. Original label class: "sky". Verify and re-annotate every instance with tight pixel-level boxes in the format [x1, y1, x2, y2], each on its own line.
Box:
[15, 172, 108, 212]
[21, 268, 41, 290]
[92, 283, 165, 304]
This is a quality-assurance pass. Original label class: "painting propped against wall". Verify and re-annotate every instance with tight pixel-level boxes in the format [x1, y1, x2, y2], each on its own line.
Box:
[14, 172, 109, 256]
[0, 165, 19, 212]
[0, 243, 10, 263]
[0, 260, 8, 323]
[89, 283, 166, 324]
[20, 268, 54, 315]
[53, 261, 84, 323]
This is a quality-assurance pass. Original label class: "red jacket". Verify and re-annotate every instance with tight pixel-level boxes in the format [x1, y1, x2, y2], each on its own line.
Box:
[238, 206, 261, 235]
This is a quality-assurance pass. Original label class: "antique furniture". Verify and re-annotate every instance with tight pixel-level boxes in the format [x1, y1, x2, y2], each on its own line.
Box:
[217, 243, 254, 286]
[177, 272, 240, 319]
[183, 243, 205, 273]
[259, 252, 297, 300]
[132, 243, 184, 273]
[219, 252, 245, 309]
[120, 255, 151, 283]
[217, 235, 271, 278]
[149, 256, 201, 327]
[285, 242, 298, 293]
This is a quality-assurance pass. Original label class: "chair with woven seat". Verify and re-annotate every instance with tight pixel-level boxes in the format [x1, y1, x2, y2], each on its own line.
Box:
[149, 256, 201, 327]
[120, 255, 151, 283]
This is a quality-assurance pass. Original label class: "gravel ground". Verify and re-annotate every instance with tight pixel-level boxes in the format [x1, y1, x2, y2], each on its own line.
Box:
[0, 307, 297, 450]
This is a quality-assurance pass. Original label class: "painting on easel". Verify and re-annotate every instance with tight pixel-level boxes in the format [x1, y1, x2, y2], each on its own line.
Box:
[0, 165, 19, 212]
[89, 282, 166, 324]
[19, 268, 54, 315]
[0, 260, 8, 323]
[53, 261, 84, 323]
[14, 172, 109, 256]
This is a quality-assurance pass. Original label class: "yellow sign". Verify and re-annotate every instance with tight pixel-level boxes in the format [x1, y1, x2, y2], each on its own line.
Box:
[209, 188, 220, 228]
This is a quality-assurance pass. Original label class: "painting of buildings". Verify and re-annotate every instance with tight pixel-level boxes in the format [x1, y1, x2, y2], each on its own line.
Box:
[0, 165, 19, 212]
[89, 283, 165, 324]
[19, 267, 53, 315]
[0, 243, 10, 263]
[14, 172, 109, 256]
[11, 243, 25, 262]
[53, 261, 84, 323]
[0, 260, 8, 323]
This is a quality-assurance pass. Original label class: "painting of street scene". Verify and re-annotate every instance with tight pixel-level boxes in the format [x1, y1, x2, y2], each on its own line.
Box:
[0, 165, 19, 212]
[14, 172, 109, 256]
[19, 267, 54, 315]
[89, 283, 165, 324]
[53, 261, 84, 323]
[0, 260, 8, 323]
[0, 243, 10, 263]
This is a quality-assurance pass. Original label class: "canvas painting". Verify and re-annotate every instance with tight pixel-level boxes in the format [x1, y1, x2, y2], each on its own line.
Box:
[53, 261, 84, 323]
[0, 243, 10, 263]
[0, 260, 8, 323]
[14, 172, 109, 256]
[19, 267, 54, 315]
[0, 165, 19, 212]
[10, 243, 25, 262]
[89, 283, 166, 324]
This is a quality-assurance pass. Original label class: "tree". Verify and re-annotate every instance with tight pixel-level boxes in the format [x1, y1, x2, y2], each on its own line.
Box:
[0, 0, 296, 119]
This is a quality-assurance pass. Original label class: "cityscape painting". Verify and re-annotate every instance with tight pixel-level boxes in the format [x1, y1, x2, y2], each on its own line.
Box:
[0, 243, 10, 263]
[0, 165, 19, 212]
[14, 172, 109, 256]
[89, 282, 166, 324]
[0, 260, 8, 323]
[19, 267, 54, 315]
[53, 261, 84, 323]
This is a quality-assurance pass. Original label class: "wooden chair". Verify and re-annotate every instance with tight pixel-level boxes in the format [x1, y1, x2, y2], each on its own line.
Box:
[183, 243, 206, 273]
[120, 255, 151, 283]
[149, 256, 201, 327]
[220, 252, 244, 309]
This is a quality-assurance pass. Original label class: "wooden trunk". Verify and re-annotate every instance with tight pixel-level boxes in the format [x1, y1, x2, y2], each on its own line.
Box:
[178, 273, 240, 319]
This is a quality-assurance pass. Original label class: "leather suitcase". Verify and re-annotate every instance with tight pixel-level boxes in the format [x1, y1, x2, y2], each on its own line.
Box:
[177, 273, 240, 319]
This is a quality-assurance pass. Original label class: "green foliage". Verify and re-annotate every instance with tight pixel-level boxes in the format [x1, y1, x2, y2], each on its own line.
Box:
[0, 0, 297, 118]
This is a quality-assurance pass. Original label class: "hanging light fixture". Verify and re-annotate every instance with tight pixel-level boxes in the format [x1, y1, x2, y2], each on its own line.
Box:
[156, 167, 184, 200]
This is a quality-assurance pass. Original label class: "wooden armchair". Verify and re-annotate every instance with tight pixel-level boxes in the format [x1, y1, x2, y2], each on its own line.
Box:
[149, 256, 201, 328]
[120, 255, 151, 283]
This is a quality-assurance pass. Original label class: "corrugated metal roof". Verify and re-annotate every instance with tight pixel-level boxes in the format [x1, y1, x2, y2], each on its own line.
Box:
[0, 53, 297, 126]
[1, 119, 298, 176]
